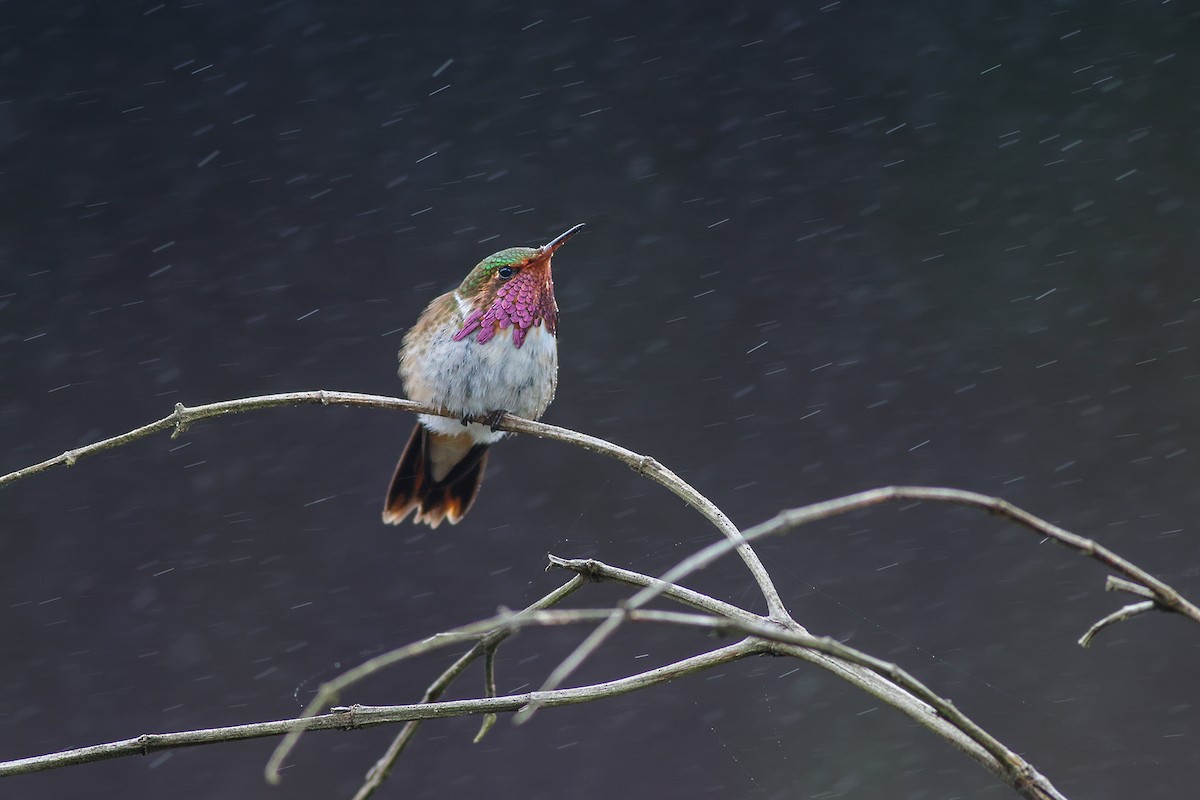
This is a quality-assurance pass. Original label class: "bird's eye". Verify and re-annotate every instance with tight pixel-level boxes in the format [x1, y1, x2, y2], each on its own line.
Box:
[497, 266, 514, 280]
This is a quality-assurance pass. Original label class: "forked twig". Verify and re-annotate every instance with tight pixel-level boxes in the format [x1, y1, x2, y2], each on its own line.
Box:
[544, 557, 1069, 797]
[524, 485, 1200, 723]
[349, 575, 586, 800]
[266, 607, 774, 782]
[0, 626, 761, 779]
[5, 390, 1195, 800]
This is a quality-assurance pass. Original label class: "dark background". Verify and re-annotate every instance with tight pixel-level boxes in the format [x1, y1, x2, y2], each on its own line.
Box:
[2, 2, 1198, 798]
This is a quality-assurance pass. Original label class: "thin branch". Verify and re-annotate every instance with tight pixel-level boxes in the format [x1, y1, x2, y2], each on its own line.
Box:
[542, 559, 1066, 799]
[643, 485, 1200, 628]
[1105, 575, 1156, 600]
[0, 637, 760, 779]
[523, 485, 1198, 798]
[761, 640, 1066, 800]
[265, 601, 753, 784]
[546, 555, 761, 624]
[0, 709, 361, 777]
[4, 597, 1072, 800]
[335, 634, 758, 717]
[1078, 601, 1158, 648]
[350, 575, 587, 800]
[528, 485, 1200, 718]
[0, 389, 786, 621]
[296, 544, 1073, 800]
[355, 603, 1067, 800]
[472, 645, 499, 744]
[1075, 575, 1168, 648]
[7, 392, 1186, 800]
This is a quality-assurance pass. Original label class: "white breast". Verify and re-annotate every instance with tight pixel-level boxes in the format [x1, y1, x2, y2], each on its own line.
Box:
[409, 318, 558, 445]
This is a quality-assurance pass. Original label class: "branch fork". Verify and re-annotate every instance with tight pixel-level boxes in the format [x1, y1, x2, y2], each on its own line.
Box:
[2, 390, 1196, 800]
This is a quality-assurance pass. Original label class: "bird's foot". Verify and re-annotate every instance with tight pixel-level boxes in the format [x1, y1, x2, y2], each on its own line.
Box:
[482, 410, 508, 431]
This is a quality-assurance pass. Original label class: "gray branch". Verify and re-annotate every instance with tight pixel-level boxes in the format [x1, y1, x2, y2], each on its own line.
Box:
[1078, 601, 1158, 648]
[4, 389, 1196, 800]
[0, 636, 760, 779]
[0, 389, 787, 620]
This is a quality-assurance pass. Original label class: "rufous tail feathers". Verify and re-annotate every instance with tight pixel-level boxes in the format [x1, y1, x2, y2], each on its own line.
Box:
[382, 425, 489, 528]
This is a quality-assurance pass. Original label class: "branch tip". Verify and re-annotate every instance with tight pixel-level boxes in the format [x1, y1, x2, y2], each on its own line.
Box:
[6, 390, 1198, 800]
[1078, 600, 1157, 648]
[473, 714, 497, 743]
[1104, 575, 1155, 599]
[547, 554, 604, 582]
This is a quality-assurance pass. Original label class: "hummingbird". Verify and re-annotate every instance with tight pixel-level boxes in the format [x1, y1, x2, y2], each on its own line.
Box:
[382, 223, 586, 528]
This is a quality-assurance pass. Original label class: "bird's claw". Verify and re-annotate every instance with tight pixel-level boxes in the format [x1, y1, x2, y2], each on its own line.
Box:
[483, 410, 508, 431]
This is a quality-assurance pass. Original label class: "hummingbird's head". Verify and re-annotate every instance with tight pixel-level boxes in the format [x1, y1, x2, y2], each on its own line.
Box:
[454, 224, 584, 348]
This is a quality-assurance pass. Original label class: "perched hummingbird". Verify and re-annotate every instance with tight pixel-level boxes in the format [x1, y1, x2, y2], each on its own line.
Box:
[382, 223, 585, 527]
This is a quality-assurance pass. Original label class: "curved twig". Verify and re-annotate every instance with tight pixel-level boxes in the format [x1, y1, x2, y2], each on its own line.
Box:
[0, 635, 762, 779]
[350, 575, 587, 800]
[1104, 575, 1156, 599]
[545, 556, 1068, 798]
[267, 607, 760, 783]
[1078, 601, 1158, 648]
[4, 593, 1072, 800]
[529, 485, 1200, 713]
[0, 390, 786, 620]
[6, 391, 1191, 800]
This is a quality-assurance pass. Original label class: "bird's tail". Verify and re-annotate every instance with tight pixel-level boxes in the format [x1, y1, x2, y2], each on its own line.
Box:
[382, 424, 489, 528]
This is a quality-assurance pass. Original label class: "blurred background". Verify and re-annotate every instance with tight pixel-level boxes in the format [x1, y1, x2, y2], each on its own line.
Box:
[2, 2, 1198, 798]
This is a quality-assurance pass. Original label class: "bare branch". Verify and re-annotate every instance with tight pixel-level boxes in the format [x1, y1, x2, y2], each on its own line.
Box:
[547, 554, 761, 624]
[472, 645, 499, 744]
[7, 390, 1192, 800]
[2, 597, 1072, 800]
[0, 709, 360, 778]
[350, 575, 587, 800]
[1078, 601, 1158, 648]
[0, 390, 787, 621]
[538, 565, 1069, 799]
[530, 485, 1200, 710]
[643, 486, 1200, 628]
[287, 545, 1078, 800]
[0, 636, 758, 779]
[1105, 575, 1156, 600]
[265, 600, 755, 784]
[335, 634, 758, 718]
